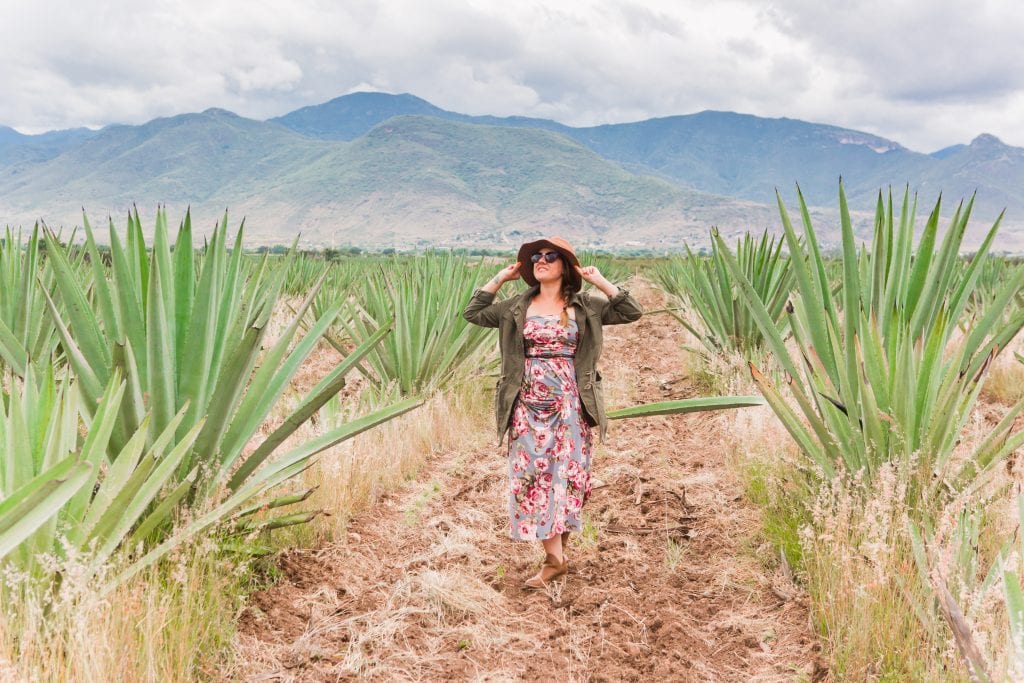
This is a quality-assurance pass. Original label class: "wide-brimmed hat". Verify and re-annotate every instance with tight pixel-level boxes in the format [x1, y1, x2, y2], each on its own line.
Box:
[516, 236, 582, 291]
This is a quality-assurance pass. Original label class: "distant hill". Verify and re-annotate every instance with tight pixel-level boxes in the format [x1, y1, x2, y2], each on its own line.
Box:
[911, 134, 1024, 222]
[270, 91, 569, 141]
[271, 92, 457, 140]
[2, 92, 1023, 250]
[0, 112, 776, 248]
[272, 93, 1024, 232]
[930, 144, 966, 160]
[246, 115, 790, 248]
[0, 109, 328, 205]
[0, 126, 97, 166]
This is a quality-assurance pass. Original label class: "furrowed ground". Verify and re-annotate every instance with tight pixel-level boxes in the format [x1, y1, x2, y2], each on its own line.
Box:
[228, 281, 821, 682]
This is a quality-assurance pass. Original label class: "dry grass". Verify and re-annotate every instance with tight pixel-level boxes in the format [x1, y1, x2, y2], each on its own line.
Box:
[981, 336, 1024, 405]
[713, 336, 1024, 680]
[724, 398, 951, 678]
[0, 539, 246, 682]
[303, 380, 491, 540]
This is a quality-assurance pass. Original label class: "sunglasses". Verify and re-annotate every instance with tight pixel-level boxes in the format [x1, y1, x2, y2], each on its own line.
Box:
[530, 252, 561, 264]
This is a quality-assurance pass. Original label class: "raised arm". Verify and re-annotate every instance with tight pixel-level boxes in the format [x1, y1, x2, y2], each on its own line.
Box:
[575, 265, 643, 325]
[463, 262, 521, 328]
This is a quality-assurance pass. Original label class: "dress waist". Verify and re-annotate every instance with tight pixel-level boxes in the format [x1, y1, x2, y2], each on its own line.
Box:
[526, 351, 575, 359]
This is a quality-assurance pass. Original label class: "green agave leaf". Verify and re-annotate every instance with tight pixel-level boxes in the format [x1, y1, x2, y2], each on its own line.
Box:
[607, 396, 764, 419]
[0, 456, 92, 560]
[107, 397, 423, 594]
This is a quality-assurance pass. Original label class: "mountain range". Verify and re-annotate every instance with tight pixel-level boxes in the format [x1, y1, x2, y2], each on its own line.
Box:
[1, 92, 1022, 250]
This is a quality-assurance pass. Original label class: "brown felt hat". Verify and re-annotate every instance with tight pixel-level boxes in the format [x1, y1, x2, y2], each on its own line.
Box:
[517, 236, 582, 291]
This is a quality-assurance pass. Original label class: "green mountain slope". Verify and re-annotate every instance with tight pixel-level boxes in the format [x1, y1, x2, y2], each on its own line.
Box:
[916, 134, 1024, 220]
[270, 91, 569, 141]
[2, 92, 1022, 249]
[0, 109, 329, 208]
[0, 112, 772, 248]
[0, 126, 97, 166]
[217, 116, 777, 248]
[272, 92, 1023, 226]
[564, 111, 925, 208]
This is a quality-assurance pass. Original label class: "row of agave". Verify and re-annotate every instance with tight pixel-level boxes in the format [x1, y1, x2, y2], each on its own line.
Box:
[0, 210, 504, 595]
[653, 230, 796, 357]
[1, 206, 754, 603]
[661, 184, 1024, 677]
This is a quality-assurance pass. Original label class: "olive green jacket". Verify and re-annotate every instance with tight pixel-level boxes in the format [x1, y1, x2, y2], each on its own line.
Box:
[463, 285, 643, 442]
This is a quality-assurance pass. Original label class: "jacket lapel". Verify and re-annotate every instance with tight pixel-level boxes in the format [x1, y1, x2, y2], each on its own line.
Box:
[510, 286, 537, 339]
[571, 290, 588, 341]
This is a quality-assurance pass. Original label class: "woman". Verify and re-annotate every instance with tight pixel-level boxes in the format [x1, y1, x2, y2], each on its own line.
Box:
[463, 237, 643, 588]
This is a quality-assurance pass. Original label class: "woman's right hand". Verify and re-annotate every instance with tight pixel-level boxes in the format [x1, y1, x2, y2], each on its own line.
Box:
[497, 262, 522, 284]
[483, 262, 521, 293]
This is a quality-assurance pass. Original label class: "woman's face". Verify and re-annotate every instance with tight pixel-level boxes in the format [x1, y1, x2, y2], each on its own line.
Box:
[532, 247, 564, 285]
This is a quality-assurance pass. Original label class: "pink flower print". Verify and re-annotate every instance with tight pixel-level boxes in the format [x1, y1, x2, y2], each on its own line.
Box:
[553, 429, 572, 460]
[559, 394, 572, 420]
[565, 460, 587, 491]
[525, 484, 549, 514]
[513, 446, 530, 473]
[518, 519, 537, 539]
[511, 404, 529, 439]
[535, 426, 553, 450]
[506, 313, 593, 542]
[567, 494, 583, 514]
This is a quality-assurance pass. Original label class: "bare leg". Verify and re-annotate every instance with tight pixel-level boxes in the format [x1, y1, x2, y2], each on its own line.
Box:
[524, 534, 568, 588]
[541, 534, 564, 563]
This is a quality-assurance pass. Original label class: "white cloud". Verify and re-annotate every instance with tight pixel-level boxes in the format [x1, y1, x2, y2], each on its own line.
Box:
[0, 0, 1021, 151]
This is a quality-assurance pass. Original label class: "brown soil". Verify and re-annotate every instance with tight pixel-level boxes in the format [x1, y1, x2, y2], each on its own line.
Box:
[228, 282, 821, 682]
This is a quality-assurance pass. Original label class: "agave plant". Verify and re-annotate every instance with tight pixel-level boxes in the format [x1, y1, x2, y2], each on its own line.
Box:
[717, 184, 1024, 512]
[0, 225, 88, 377]
[653, 230, 796, 357]
[35, 208, 420, 561]
[283, 250, 374, 299]
[963, 254, 1024, 320]
[0, 369, 203, 584]
[334, 250, 498, 396]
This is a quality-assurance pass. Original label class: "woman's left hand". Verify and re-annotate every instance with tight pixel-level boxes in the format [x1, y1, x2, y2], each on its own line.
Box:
[574, 264, 604, 284]
[575, 265, 619, 298]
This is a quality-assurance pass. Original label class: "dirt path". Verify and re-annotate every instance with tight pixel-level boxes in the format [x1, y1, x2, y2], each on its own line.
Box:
[229, 281, 819, 682]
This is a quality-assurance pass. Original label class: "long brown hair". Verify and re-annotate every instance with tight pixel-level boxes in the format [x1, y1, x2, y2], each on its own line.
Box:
[558, 255, 574, 328]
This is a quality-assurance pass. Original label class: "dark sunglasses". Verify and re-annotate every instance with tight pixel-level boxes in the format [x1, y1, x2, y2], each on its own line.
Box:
[531, 252, 561, 264]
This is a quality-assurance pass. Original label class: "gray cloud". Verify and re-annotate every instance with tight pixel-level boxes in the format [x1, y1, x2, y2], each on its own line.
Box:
[0, 0, 1022, 152]
[757, 0, 1024, 103]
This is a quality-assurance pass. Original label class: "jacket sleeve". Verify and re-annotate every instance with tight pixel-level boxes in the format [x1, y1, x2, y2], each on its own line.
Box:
[463, 288, 504, 328]
[595, 288, 643, 325]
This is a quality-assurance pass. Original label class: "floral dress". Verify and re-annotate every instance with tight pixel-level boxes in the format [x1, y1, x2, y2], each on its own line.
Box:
[508, 315, 594, 541]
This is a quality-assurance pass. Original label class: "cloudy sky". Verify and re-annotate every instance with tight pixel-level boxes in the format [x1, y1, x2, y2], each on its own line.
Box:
[1, 0, 1022, 152]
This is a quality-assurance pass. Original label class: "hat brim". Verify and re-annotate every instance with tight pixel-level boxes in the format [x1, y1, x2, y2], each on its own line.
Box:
[516, 239, 582, 291]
